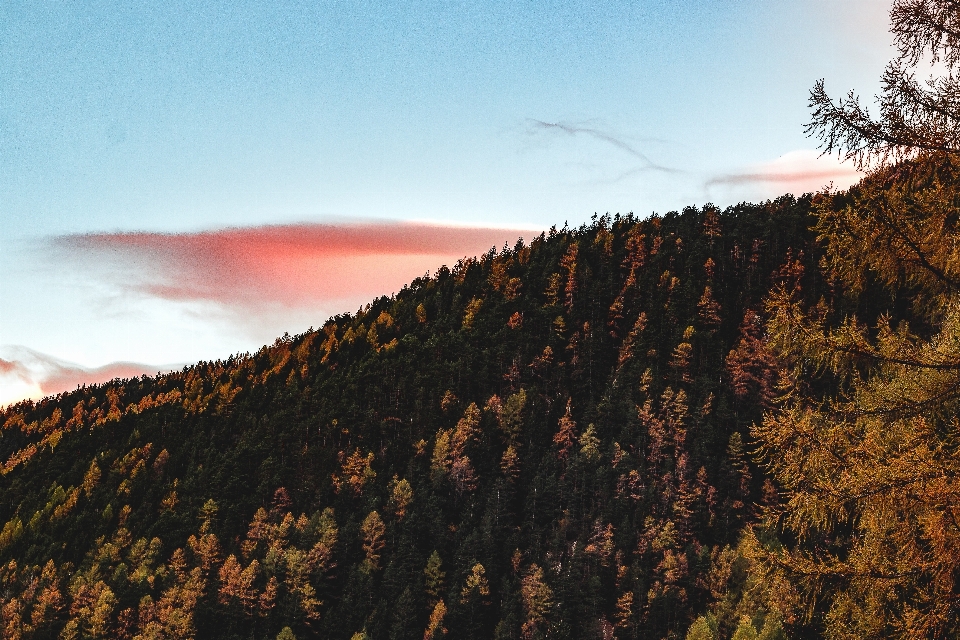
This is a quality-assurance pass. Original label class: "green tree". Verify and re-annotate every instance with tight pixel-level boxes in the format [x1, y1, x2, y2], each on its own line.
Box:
[731, 617, 758, 640]
[499, 389, 527, 441]
[424, 551, 445, 606]
[686, 615, 718, 640]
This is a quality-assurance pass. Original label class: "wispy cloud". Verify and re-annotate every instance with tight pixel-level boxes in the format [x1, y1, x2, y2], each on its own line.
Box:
[706, 149, 863, 194]
[52, 221, 536, 311]
[0, 347, 179, 407]
[524, 119, 681, 175]
[706, 169, 849, 187]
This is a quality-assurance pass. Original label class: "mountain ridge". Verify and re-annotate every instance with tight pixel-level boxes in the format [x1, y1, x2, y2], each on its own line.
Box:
[0, 196, 861, 639]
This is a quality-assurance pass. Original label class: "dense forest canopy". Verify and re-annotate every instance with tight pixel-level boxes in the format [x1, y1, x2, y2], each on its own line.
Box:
[4, 154, 960, 639]
[1, 194, 843, 639]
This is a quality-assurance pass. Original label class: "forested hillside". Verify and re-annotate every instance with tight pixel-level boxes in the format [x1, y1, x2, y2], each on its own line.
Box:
[0, 188, 908, 639]
[7, 0, 960, 636]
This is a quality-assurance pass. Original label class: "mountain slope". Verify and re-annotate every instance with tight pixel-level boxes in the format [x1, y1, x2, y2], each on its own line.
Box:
[2, 199, 833, 639]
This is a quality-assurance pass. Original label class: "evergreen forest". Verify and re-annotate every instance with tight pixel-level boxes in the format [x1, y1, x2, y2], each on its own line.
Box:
[0, 188, 830, 639]
[7, 1, 960, 637]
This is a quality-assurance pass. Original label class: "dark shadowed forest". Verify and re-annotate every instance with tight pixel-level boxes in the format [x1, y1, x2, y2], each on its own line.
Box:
[0, 189, 827, 639]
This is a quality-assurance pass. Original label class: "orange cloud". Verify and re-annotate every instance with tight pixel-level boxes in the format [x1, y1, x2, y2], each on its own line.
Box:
[56, 221, 536, 310]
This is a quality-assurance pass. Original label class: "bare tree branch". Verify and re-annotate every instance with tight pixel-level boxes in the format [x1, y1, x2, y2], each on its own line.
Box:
[807, 1, 960, 169]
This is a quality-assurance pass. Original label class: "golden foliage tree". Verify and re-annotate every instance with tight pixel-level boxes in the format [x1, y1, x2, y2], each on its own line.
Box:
[388, 476, 414, 520]
[331, 449, 376, 497]
[460, 563, 490, 604]
[432, 403, 481, 492]
[360, 511, 385, 572]
[751, 2, 960, 634]
[520, 564, 553, 639]
[423, 600, 447, 640]
[553, 400, 577, 462]
[756, 158, 960, 635]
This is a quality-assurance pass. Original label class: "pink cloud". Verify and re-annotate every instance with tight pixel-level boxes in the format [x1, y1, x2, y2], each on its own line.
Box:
[56, 221, 536, 310]
[0, 347, 178, 407]
[41, 362, 169, 396]
[706, 149, 864, 195]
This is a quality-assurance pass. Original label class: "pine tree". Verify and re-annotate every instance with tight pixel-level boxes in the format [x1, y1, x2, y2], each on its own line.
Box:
[685, 614, 718, 640]
[424, 551, 445, 607]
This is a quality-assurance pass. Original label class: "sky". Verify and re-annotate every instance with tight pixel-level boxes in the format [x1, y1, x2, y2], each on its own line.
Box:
[0, 0, 893, 405]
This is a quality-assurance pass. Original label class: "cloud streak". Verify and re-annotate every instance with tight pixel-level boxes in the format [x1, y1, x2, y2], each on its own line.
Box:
[525, 119, 681, 175]
[705, 149, 863, 194]
[53, 221, 536, 311]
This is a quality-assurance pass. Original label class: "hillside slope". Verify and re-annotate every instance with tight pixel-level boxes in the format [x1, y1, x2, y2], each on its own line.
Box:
[1, 199, 842, 639]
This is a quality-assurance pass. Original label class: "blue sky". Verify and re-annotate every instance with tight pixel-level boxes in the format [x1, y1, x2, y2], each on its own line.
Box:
[0, 0, 891, 403]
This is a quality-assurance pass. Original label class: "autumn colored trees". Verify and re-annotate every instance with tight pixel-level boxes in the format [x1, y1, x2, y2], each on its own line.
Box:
[752, 159, 960, 638]
[808, 0, 960, 168]
[713, 1, 960, 637]
[6, 4, 960, 635]
[0, 193, 830, 638]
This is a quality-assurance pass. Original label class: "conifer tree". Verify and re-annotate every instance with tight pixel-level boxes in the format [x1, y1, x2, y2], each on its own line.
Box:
[520, 565, 552, 639]
[424, 552, 445, 607]
[360, 512, 385, 572]
[756, 155, 960, 637]
[808, 0, 960, 168]
[755, 2, 960, 636]
[424, 600, 447, 640]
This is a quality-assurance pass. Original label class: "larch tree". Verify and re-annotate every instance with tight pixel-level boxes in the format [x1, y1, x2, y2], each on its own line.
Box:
[553, 400, 578, 462]
[755, 1, 960, 637]
[360, 512, 385, 573]
[808, 0, 960, 169]
[520, 564, 553, 640]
